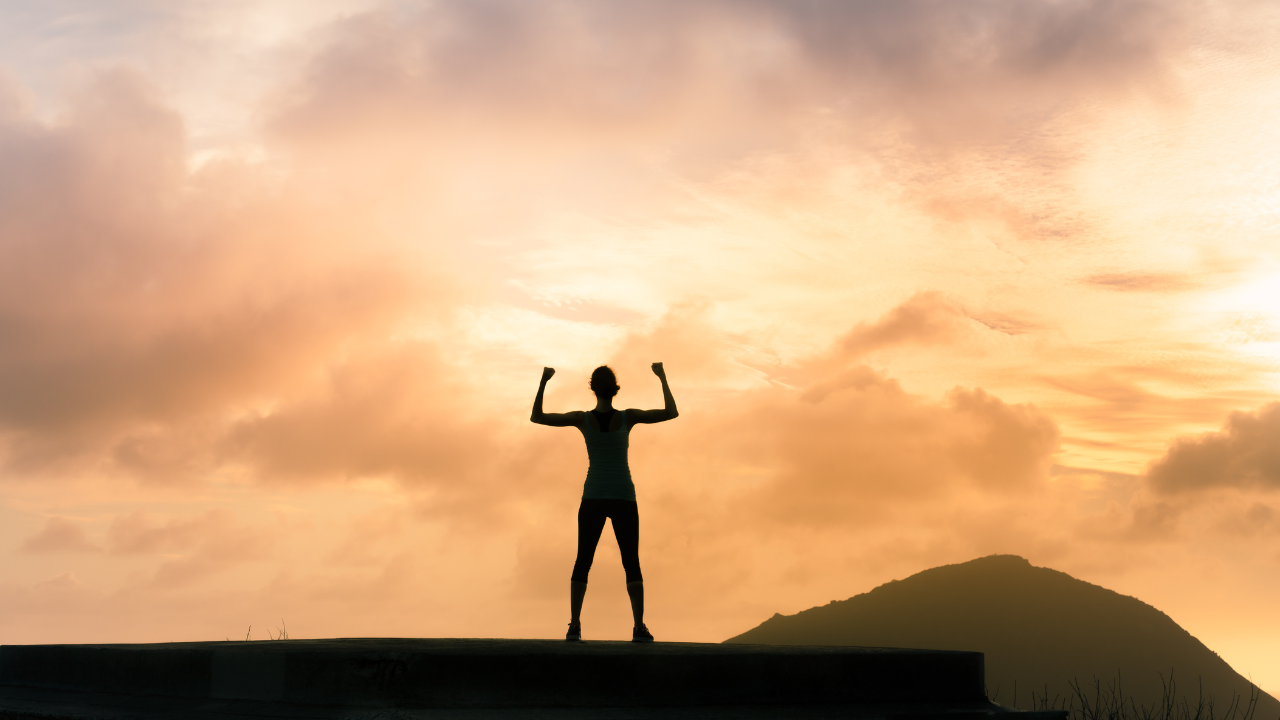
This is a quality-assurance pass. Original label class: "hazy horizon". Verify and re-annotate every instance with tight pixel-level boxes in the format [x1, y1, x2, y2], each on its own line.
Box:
[0, 0, 1277, 695]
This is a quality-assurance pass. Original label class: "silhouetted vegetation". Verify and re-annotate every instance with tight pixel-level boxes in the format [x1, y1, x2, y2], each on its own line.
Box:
[225, 619, 289, 641]
[267, 619, 290, 640]
[1011, 672, 1269, 720]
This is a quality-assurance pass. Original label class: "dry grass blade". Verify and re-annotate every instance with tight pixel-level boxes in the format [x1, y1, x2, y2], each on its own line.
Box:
[1053, 671, 1266, 720]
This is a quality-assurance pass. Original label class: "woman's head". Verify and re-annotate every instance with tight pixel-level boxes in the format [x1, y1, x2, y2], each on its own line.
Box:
[589, 365, 619, 398]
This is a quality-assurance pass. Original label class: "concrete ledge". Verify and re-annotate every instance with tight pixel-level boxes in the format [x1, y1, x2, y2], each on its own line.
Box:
[0, 638, 1054, 719]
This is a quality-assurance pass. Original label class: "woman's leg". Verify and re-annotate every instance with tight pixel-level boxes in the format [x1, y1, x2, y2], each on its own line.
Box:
[625, 581, 644, 627]
[610, 501, 644, 626]
[570, 500, 608, 624]
[569, 581, 587, 626]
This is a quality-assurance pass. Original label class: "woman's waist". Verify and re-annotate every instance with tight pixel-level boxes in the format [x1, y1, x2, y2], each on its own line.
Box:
[583, 473, 635, 492]
[585, 463, 632, 475]
[585, 448, 629, 464]
[584, 462, 632, 478]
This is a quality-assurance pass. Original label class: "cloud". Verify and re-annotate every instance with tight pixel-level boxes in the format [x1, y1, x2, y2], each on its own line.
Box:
[0, 66, 559, 524]
[0, 0, 1214, 488]
[755, 0, 1189, 140]
[0, 69, 443, 482]
[255, 0, 1198, 256]
[271, 0, 1194, 160]
[1124, 498, 1184, 542]
[500, 288, 645, 326]
[20, 517, 101, 554]
[724, 381, 1059, 526]
[607, 299, 743, 387]
[607, 296, 1060, 529]
[1044, 372, 1163, 412]
[1214, 501, 1279, 539]
[1084, 272, 1197, 292]
[326, 508, 407, 567]
[107, 510, 227, 555]
[759, 293, 990, 394]
[1147, 402, 1280, 494]
[34, 571, 82, 590]
[835, 292, 966, 359]
[105, 509, 273, 588]
[219, 344, 494, 489]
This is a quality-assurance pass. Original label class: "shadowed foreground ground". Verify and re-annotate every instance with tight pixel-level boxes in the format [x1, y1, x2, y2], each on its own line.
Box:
[0, 637, 1061, 719]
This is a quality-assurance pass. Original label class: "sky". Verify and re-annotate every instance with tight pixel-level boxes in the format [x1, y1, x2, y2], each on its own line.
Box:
[1, 0, 1279, 696]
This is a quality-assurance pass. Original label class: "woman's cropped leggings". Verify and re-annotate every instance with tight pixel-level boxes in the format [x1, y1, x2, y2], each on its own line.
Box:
[571, 499, 642, 584]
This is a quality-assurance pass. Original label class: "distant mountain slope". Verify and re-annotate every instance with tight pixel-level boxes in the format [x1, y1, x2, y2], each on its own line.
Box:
[726, 555, 1277, 717]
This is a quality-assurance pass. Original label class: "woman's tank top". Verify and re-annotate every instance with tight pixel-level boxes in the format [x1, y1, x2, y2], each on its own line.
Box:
[579, 409, 635, 501]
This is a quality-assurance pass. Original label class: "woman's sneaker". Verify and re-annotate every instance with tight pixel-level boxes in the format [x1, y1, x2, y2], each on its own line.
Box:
[632, 624, 654, 643]
[566, 622, 582, 642]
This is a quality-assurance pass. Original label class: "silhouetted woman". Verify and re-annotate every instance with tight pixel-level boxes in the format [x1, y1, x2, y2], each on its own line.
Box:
[531, 362, 678, 642]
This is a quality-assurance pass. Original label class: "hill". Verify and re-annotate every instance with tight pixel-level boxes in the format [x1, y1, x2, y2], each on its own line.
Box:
[726, 555, 1278, 718]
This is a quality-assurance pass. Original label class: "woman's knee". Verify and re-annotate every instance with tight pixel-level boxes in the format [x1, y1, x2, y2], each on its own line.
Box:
[621, 558, 643, 584]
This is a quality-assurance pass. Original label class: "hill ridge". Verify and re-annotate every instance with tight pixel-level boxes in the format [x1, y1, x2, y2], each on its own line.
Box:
[726, 554, 1276, 717]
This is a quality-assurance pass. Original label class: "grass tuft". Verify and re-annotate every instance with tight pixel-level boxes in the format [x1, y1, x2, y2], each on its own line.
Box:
[1014, 671, 1267, 720]
[226, 620, 289, 641]
[266, 619, 289, 641]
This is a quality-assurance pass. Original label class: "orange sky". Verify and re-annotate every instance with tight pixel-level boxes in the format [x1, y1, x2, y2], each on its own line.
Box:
[1, 0, 1278, 696]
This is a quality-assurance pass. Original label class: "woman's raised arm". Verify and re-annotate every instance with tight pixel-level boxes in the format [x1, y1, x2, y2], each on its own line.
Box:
[531, 367, 584, 427]
[628, 362, 679, 424]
